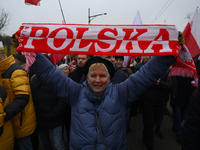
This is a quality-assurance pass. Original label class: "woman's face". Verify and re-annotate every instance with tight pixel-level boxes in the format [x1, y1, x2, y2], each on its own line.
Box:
[87, 65, 110, 94]
[62, 67, 70, 76]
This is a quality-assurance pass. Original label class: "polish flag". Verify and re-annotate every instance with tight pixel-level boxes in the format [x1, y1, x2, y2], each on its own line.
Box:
[25, 0, 41, 6]
[183, 7, 200, 58]
[49, 53, 67, 65]
[123, 10, 143, 68]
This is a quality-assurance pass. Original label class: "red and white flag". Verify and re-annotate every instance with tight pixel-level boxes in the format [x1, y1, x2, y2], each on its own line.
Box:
[169, 8, 200, 87]
[123, 10, 143, 68]
[183, 7, 200, 58]
[48, 53, 67, 65]
[69, 58, 76, 72]
[25, 0, 41, 6]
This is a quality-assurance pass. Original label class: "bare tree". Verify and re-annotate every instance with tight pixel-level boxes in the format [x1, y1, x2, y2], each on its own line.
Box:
[0, 8, 11, 32]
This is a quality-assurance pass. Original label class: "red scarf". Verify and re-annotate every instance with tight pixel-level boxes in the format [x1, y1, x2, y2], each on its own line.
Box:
[169, 44, 198, 86]
[15, 23, 197, 85]
[16, 23, 180, 56]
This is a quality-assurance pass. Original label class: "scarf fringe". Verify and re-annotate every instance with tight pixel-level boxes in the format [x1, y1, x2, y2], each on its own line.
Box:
[169, 67, 199, 87]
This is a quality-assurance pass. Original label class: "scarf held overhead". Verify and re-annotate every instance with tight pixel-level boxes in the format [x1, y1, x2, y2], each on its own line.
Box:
[15, 23, 181, 56]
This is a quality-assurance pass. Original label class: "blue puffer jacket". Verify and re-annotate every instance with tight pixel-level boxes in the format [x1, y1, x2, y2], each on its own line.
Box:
[32, 53, 174, 150]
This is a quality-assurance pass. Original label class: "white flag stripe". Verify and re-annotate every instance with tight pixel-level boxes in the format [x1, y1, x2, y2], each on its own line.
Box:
[190, 8, 200, 49]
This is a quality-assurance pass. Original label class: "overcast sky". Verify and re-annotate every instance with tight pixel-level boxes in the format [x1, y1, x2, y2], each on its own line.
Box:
[0, 0, 199, 36]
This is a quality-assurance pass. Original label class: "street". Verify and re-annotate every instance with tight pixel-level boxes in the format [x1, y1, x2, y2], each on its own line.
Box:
[126, 113, 181, 150]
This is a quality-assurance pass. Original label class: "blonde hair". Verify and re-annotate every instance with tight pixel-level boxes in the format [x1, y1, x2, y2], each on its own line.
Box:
[88, 63, 109, 76]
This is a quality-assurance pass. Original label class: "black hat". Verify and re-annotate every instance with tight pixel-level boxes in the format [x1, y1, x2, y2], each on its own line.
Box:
[115, 56, 124, 61]
[83, 56, 115, 79]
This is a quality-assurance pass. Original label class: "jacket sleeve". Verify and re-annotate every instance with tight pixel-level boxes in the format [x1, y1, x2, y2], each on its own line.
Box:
[0, 98, 3, 136]
[4, 95, 29, 122]
[51, 99, 69, 119]
[4, 69, 30, 121]
[31, 53, 82, 105]
[169, 76, 178, 107]
[157, 79, 172, 91]
[118, 55, 175, 106]
[0, 85, 7, 136]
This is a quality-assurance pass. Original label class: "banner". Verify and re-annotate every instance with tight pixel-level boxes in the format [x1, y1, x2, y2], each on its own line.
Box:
[16, 23, 180, 56]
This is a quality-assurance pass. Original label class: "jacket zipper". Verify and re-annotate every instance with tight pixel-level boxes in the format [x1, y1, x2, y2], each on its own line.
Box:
[95, 97, 101, 150]
[20, 112, 22, 126]
[95, 126, 97, 150]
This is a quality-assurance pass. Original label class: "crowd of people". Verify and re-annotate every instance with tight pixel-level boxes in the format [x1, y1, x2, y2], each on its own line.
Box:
[0, 32, 200, 150]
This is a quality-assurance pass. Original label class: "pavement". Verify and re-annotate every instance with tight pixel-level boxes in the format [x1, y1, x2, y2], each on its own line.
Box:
[126, 102, 182, 150]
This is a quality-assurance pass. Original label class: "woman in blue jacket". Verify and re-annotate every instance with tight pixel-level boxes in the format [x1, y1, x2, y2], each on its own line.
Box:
[31, 53, 174, 150]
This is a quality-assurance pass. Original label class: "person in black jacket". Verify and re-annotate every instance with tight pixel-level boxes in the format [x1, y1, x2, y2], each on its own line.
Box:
[101, 55, 128, 84]
[139, 70, 173, 150]
[182, 77, 200, 150]
[68, 55, 90, 83]
[169, 31, 196, 145]
[169, 76, 194, 144]
[30, 55, 68, 150]
[182, 60, 200, 150]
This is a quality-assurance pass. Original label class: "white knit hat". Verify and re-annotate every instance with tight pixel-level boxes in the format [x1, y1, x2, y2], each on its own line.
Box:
[58, 64, 69, 70]
[0, 46, 5, 54]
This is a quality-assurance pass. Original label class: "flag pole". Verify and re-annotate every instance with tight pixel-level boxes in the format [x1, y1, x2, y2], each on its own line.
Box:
[58, 0, 68, 64]
[58, 0, 66, 24]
